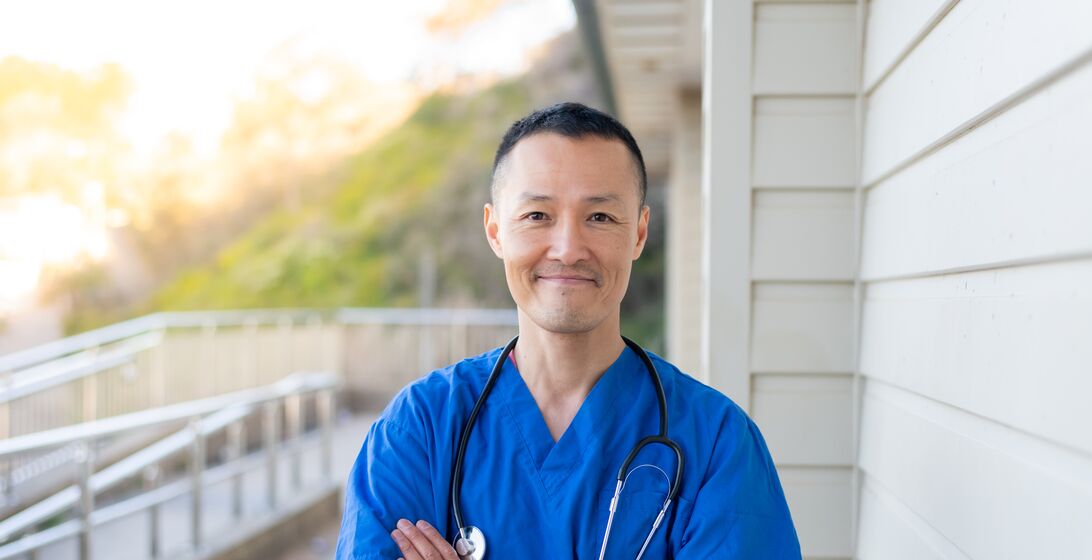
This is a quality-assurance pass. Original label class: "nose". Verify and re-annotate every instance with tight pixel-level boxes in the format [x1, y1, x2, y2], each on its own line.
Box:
[545, 216, 591, 266]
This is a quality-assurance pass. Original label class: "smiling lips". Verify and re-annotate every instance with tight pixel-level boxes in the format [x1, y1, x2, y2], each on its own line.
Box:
[536, 273, 598, 286]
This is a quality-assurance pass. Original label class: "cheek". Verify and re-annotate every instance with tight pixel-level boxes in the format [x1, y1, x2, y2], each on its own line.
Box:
[604, 240, 638, 289]
[498, 232, 543, 267]
[604, 234, 638, 265]
[499, 246, 537, 287]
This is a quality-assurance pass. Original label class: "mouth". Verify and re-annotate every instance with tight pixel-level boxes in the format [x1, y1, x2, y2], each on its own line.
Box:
[536, 275, 597, 286]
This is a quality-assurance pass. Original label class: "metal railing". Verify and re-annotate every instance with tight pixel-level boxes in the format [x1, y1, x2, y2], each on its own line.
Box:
[0, 371, 338, 560]
[0, 308, 518, 510]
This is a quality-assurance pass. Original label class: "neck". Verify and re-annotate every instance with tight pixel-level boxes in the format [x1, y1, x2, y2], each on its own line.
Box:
[512, 312, 626, 405]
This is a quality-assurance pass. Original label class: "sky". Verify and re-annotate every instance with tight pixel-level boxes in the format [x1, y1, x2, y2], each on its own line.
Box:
[0, 0, 576, 154]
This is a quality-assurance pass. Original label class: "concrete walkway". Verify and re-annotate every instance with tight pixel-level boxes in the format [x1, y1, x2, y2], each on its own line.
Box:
[23, 413, 376, 560]
[274, 516, 343, 560]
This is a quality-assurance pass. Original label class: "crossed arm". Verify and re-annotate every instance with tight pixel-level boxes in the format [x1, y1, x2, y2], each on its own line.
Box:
[336, 417, 463, 559]
[337, 401, 802, 559]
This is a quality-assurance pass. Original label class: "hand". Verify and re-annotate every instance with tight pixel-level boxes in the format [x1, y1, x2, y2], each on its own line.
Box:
[390, 518, 460, 560]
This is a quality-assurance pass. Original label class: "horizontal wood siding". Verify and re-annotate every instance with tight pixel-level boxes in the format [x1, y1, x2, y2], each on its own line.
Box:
[753, 282, 855, 374]
[753, 98, 857, 188]
[858, 380, 1092, 558]
[751, 374, 854, 466]
[862, 0, 1092, 185]
[750, 3, 858, 557]
[778, 465, 854, 557]
[857, 0, 1092, 556]
[753, 189, 856, 281]
[754, 3, 858, 95]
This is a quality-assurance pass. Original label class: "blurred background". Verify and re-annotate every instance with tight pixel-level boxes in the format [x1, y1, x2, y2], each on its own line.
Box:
[0, 1, 679, 558]
[0, 0, 672, 354]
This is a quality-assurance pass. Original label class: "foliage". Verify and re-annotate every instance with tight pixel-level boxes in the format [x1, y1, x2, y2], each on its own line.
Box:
[62, 31, 667, 353]
[145, 75, 665, 352]
[147, 81, 527, 313]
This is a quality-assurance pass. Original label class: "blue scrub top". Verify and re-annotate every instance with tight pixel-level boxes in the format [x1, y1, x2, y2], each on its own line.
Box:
[336, 345, 801, 559]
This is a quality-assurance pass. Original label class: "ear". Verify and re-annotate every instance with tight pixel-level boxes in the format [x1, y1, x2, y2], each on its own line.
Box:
[484, 202, 504, 258]
[632, 205, 650, 260]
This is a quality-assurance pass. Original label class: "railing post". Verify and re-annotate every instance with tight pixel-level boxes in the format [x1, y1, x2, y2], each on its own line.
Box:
[200, 320, 217, 398]
[143, 465, 161, 559]
[263, 400, 279, 510]
[418, 322, 434, 377]
[0, 373, 12, 507]
[277, 317, 293, 382]
[286, 393, 302, 490]
[82, 347, 100, 423]
[227, 420, 246, 520]
[307, 314, 322, 371]
[332, 316, 346, 391]
[244, 317, 259, 389]
[189, 417, 205, 553]
[318, 389, 334, 483]
[449, 316, 468, 366]
[151, 327, 167, 407]
[75, 441, 94, 560]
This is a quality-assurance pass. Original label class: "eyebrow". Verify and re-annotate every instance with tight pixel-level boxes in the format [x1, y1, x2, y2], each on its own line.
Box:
[516, 192, 624, 204]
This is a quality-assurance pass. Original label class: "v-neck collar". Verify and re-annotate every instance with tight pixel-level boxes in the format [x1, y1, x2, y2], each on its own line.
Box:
[492, 344, 640, 499]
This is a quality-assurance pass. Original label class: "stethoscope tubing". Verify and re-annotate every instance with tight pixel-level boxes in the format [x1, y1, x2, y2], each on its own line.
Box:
[450, 335, 684, 559]
[450, 335, 517, 535]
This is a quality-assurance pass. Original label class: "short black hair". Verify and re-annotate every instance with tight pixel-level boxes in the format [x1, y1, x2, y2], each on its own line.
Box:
[491, 102, 647, 206]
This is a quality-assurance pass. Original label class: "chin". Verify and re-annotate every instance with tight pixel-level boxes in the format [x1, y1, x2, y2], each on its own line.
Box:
[530, 308, 604, 334]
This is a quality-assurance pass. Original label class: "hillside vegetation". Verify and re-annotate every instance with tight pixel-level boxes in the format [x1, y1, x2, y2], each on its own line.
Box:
[150, 82, 528, 311]
[75, 31, 667, 350]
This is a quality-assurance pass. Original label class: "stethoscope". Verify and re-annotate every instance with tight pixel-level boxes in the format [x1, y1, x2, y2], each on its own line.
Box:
[449, 335, 685, 560]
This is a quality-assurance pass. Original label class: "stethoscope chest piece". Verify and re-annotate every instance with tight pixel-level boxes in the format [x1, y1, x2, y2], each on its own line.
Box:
[453, 526, 486, 560]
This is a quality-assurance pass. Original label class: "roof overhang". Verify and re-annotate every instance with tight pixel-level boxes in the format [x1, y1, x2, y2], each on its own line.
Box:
[573, 0, 703, 175]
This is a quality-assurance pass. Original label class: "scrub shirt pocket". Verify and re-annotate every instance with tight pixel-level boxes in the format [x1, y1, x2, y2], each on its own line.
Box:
[593, 487, 693, 559]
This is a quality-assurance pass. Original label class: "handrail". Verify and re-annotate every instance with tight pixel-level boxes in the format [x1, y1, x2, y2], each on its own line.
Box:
[0, 400, 251, 541]
[0, 314, 166, 374]
[0, 307, 518, 375]
[0, 306, 517, 526]
[0, 434, 327, 560]
[0, 331, 162, 405]
[0, 372, 338, 458]
[0, 371, 338, 556]
[335, 307, 517, 326]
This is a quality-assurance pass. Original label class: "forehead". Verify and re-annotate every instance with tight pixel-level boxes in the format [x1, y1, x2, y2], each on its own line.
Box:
[500, 133, 639, 203]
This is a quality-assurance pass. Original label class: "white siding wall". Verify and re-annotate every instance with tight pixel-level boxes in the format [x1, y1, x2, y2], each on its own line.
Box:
[704, 2, 858, 557]
[856, 0, 1092, 557]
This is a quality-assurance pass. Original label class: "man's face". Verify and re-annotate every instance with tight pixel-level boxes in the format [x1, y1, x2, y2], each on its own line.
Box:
[484, 133, 649, 335]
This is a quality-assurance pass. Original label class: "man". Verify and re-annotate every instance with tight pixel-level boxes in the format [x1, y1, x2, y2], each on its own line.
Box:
[336, 103, 801, 559]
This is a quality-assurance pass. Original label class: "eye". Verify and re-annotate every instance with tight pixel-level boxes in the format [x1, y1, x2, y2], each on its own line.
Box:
[589, 212, 614, 223]
[524, 211, 548, 221]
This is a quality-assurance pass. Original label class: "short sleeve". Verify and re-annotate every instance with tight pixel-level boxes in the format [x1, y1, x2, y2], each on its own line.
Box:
[676, 413, 802, 559]
[335, 417, 435, 560]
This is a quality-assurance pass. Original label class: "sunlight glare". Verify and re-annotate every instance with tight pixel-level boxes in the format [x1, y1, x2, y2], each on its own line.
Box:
[0, 193, 113, 302]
